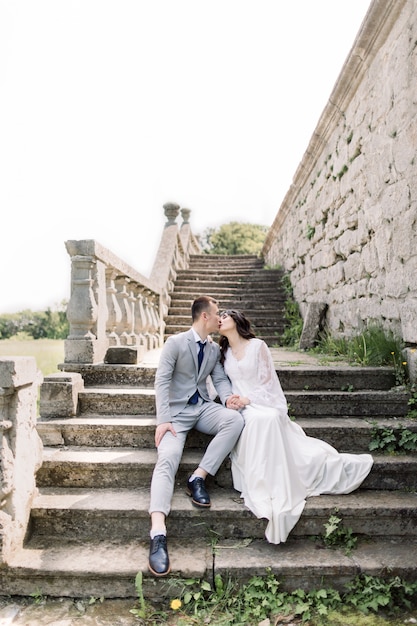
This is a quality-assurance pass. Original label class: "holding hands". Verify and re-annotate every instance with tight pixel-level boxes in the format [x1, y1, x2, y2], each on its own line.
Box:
[226, 394, 250, 410]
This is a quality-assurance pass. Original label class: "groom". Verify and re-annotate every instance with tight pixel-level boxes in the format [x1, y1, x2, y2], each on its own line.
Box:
[148, 295, 245, 576]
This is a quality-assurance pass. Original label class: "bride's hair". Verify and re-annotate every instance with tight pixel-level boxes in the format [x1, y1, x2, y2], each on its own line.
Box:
[219, 309, 255, 364]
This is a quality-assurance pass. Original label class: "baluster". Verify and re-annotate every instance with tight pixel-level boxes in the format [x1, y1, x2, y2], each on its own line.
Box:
[128, 287, 138, 345]
[105, 268, 122, 346]
[135, 290, 147, 350]
[150, 295, 163, 348]
[115, 277, 131, 345]
[142, 292, 153, 349]
[147, 294, 157, 349]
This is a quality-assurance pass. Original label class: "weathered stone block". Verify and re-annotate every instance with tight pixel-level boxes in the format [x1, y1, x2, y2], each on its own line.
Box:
[299, 302, 327, 349]
[401, 302, 417, 344]
[0, 357, 38, 389]
[404, 347, 417, 385]
[342, 252, 362, 282]
[326, 261, 344, 288]
[311, 245, 337, 270]
[40, 373, 84, 419]
[64, 338, 108, 365]
[104, 346, 139, 365]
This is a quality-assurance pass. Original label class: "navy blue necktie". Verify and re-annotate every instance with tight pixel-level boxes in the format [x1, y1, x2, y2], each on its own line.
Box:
[189, 341, 205, 404]
[197, 340, 205, 370]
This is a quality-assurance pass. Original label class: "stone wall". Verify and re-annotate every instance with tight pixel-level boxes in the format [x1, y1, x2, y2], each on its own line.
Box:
[262, 0, 416, 354]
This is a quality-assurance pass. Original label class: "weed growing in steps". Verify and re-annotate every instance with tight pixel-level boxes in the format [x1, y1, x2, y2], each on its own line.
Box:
[127, 512, 414, 624]
[279, 273, 304, 348]
[319, 509, 358, 556]
[129, 569, 417, 625]
[312, 326, 406, 370]
[406, 385, 417, 419]
[369, 422, 417, 453]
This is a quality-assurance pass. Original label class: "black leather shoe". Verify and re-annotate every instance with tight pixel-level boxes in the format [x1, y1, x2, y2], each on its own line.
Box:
[186, 476, 211, 508]
[148, 534, 170, 577]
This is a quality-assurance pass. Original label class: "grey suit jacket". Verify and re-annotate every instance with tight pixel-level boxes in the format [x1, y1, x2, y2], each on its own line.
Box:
[155, 329, 233, 425]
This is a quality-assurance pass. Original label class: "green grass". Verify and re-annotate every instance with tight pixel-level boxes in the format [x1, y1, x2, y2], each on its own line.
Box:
[0, 336, 64, 376]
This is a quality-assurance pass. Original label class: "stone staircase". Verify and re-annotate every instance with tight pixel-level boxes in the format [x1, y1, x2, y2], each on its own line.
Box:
[1, 354, 416, 600]
[0, 254, 416, 601]
[165, 254, 286, 345]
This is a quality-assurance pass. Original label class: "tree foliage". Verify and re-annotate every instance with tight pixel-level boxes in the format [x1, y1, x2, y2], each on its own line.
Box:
[0, 302, 69, 340]
[201, 221, 268, 255]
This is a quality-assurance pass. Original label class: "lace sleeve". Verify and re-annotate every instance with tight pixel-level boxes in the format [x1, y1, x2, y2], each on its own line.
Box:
[247, 341, 288, 410]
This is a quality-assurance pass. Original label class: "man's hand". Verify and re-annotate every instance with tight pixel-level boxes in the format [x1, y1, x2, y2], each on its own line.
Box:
[226, 394, 247, 410]
[155, 422, 177, 447]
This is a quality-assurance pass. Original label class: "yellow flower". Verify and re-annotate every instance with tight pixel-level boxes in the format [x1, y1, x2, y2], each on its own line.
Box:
[170, 599, 182, 610]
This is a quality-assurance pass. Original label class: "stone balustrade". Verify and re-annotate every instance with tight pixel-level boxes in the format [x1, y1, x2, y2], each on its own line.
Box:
[0, 205, 201, 564]
[0, 357, 42, 563]
[64, 204, 201, 366]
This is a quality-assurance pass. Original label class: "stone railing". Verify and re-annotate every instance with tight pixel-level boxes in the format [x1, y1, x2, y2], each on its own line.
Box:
[0, 357, 42, 563]
[63, 203, 201, 366]
[150, 204, 201, 311]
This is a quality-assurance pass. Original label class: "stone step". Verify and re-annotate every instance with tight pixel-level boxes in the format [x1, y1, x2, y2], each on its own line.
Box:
[164, 324, 285, 336]
[170, 286, 283, 296]
[168, 305, 285, 315]
[187, 261, 265, 270]
[169, 296, 286, 305]
[29, 488, 417, 542]
[1, 535, 415, 598]
[174, 275, 284, 285]
[78, 388, 157, 415]
[55, 364, 158, 388]
[171, 285, 285, 296]
[168, 300, 286, 311]
[182, 268, 269, 276]
[189, 254, 264, 266]
[36, 416, 417, 453]
[58, 363, 398, 391]
[74, 387, 409, 418]
[166, 314, 285, 325]
[285, 389, 409, 418]
[164, 330, 285, 341]
[35, 447, 417, 491]
[275, 366, 397, 391]
[175, 277, 284, 287]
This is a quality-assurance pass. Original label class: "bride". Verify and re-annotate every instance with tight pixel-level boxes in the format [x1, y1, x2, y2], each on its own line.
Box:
[218, 309, 373, 544]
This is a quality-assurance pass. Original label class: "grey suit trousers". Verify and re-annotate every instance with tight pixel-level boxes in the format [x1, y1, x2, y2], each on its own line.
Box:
[149, 398, 244, 516]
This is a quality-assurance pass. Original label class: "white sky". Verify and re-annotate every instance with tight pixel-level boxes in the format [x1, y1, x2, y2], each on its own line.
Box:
[0, 0, 371, 314]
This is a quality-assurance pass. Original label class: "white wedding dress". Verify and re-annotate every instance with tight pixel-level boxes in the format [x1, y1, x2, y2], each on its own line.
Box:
[224, 338, 374, 544]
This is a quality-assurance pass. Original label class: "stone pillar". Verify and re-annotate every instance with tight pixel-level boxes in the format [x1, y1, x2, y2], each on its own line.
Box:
[64, 244, 109, 364]
[0, 357, 42, 563]
[150, 203, 181, 287]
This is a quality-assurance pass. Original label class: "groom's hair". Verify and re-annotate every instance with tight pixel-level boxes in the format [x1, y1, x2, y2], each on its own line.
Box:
[191, 295, 218, 321]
